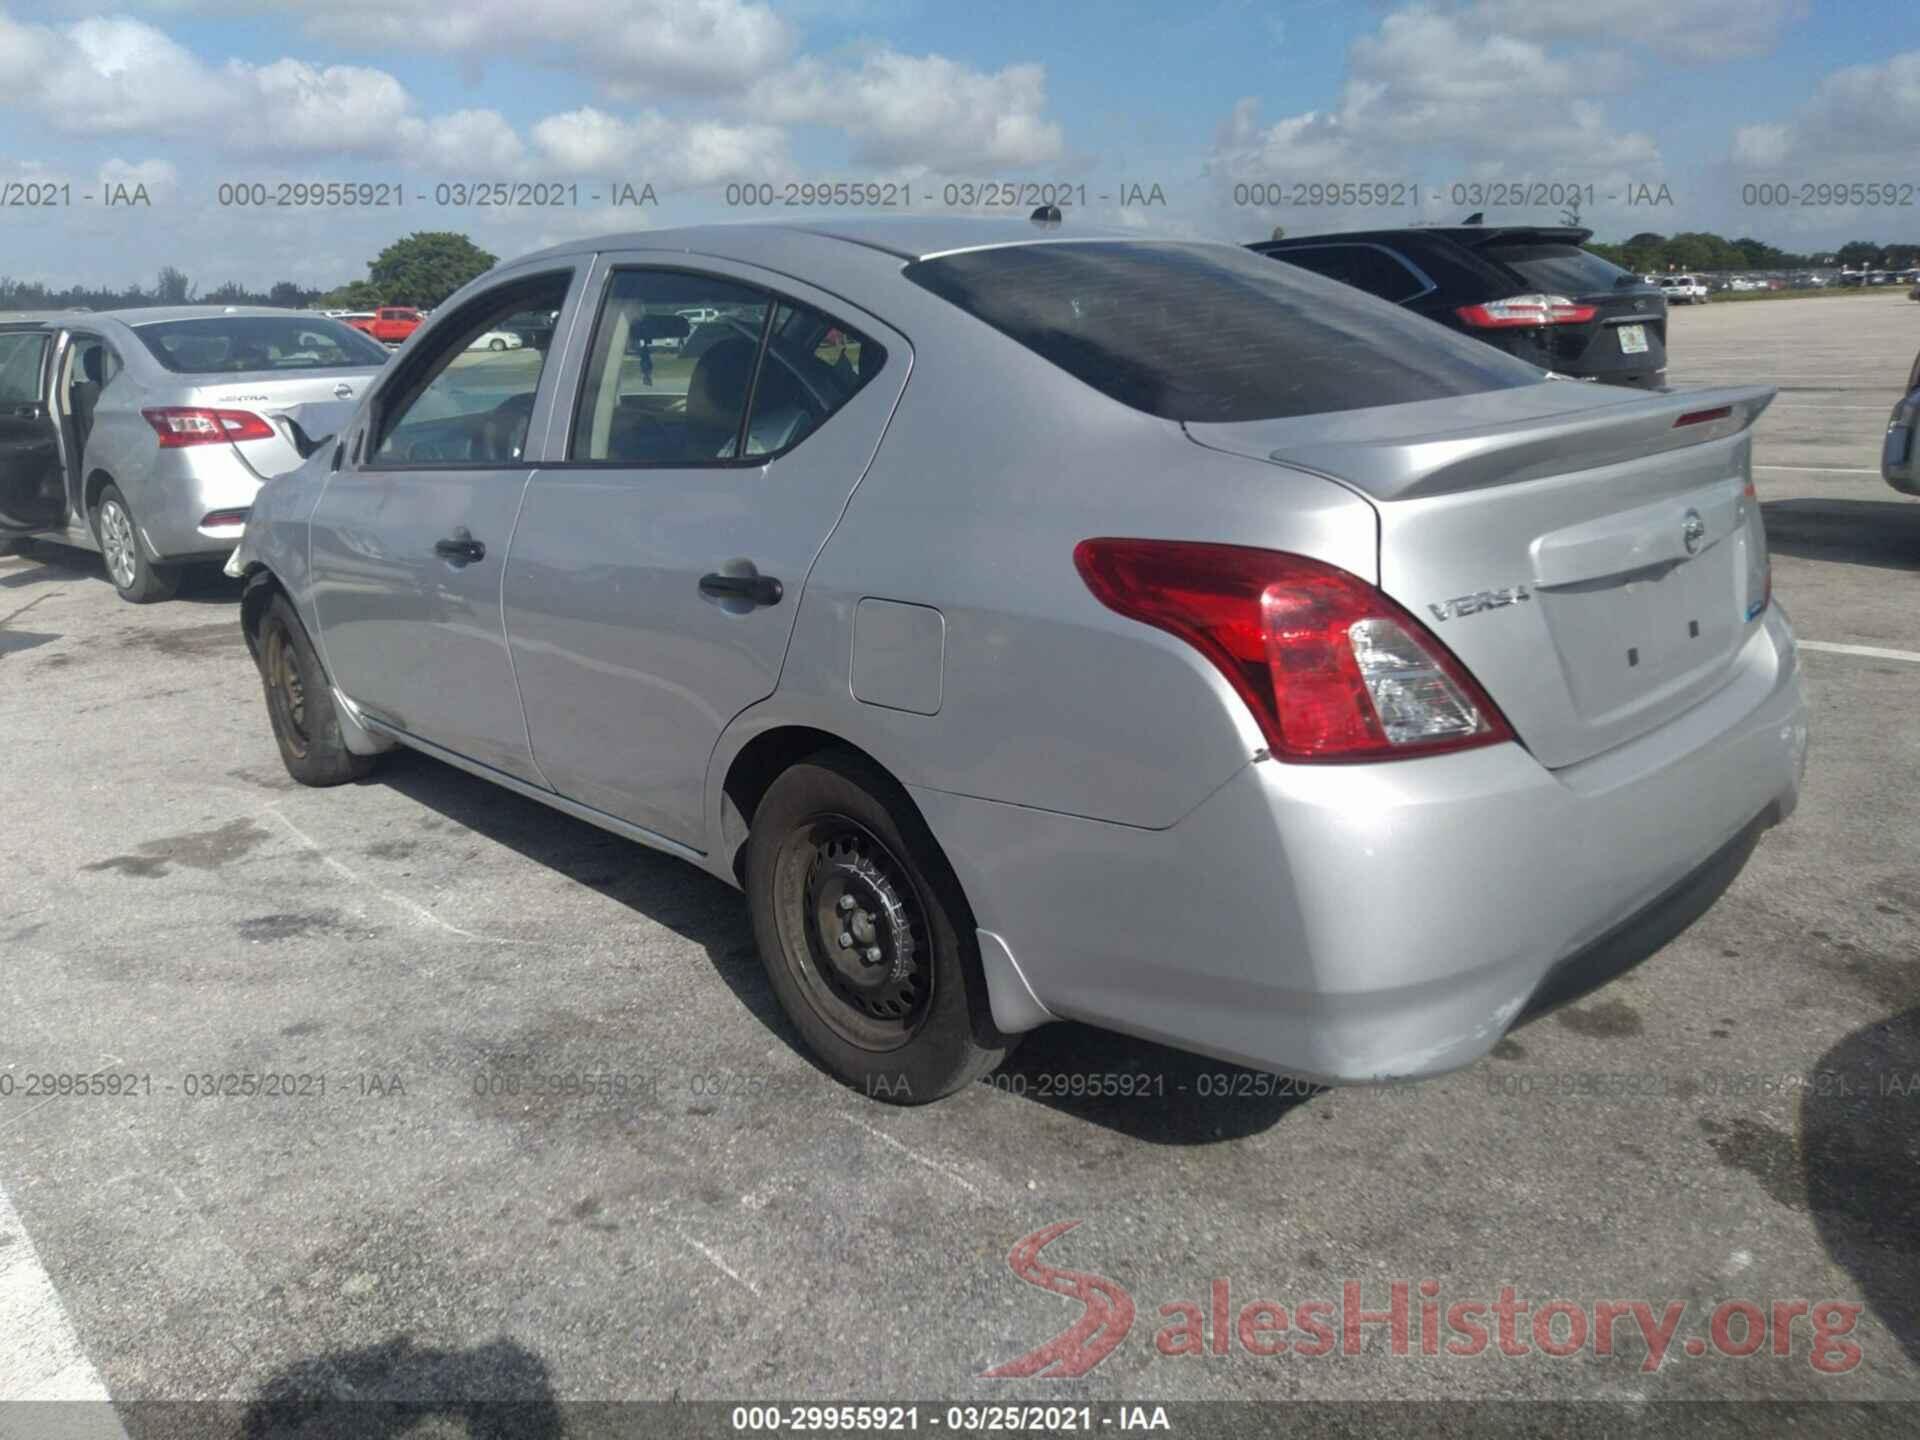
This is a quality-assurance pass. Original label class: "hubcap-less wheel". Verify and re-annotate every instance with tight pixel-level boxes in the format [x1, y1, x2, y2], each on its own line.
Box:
[99, 499, 138, 590]
[774, 816, 931, 1050]
[263, 622, 310, 760]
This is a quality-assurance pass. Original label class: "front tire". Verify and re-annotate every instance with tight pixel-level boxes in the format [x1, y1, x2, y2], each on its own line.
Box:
[257, 592, 374, 786]
[746, 750, 1015, 1103]
[489, 337, 507, 351]
[94, 483, 178, 603]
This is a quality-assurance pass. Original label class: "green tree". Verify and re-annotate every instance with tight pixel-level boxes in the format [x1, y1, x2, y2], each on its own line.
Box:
[155, 266, 194, 303]
[268, 280, 310, 309]
[317, 279, 385, 310]
[368, 232, 496, 309]
[1836, 240, 1882, 269]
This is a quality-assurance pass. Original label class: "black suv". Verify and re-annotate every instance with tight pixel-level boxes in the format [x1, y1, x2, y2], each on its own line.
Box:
[1250, 225, 1668, 388]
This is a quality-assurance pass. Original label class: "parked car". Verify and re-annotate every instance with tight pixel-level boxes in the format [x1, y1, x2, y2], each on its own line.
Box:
[0, 307, 388, 600]
[467, 328, 524, 352]
[230, 219, 1805, 1102]
[1658, 274, 1709, 304]
[346, 306, 424, 346]
[1251, 225, 1668, 388]
[1883, 348, 1920, 496]
[1728, 277, 1766, 292]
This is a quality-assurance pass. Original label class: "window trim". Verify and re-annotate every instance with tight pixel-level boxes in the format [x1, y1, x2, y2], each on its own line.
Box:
[1268, 241, 1437, 306]
[552, 263, 881, 472]
[362, 268, 576, 472]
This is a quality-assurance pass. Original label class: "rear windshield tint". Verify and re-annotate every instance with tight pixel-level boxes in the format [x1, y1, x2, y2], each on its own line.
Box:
[1481, 243, 1643, 296]
[903, 241, 1544, 422]
[134, 316, 390, 373]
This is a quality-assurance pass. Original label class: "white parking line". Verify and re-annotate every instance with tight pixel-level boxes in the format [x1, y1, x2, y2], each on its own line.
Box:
[0, 1181, 127, 1436]
[1799, 640, 1920, 663]
[1753, 465, 1882, 475]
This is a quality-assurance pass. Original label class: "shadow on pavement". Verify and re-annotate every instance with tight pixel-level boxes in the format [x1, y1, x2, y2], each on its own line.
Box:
[1761, 498, 1920, 573]
[0, 539, 245, 602]
[1803, 1005, 1920, 1368]
[376, 750, 1305, 1143]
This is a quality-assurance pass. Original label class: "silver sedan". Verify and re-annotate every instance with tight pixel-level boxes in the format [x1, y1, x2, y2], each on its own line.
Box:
[229, 218, 1808, 1103]
[0, 307, 387, 601]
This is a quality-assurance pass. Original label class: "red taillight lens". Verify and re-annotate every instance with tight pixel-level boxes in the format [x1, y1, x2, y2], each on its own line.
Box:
[1073, 539, 1516, 763]
[142, 407, 274, 448]
[1675, 405, 1733, 427]
[1455, 294, 1597, 328]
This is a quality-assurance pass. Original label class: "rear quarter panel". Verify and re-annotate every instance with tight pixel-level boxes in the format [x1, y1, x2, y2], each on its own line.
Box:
[714, 298, 1380, 836]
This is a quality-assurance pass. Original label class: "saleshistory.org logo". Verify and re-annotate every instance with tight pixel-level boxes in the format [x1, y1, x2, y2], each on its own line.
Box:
[982, 1222, 1864, 1377]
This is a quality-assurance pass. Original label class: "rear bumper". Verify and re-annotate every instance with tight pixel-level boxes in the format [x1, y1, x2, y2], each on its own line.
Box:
[915, 608, 1806, 1084]
[129, 447, 265, 561]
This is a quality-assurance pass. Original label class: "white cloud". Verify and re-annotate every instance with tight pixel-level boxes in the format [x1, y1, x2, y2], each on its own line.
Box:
[1730, 50, 1920, 171]
[1208, 6, 1662, 230]
[530, 108, 789, 188]
[1463, 0, 1806, 64]
[760, 49, 1064, 171]
[270, 0, 796, 99]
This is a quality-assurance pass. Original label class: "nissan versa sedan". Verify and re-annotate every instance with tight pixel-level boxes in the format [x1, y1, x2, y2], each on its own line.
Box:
[229, 218, 1808, 1104]
[0, 307, 388, 601]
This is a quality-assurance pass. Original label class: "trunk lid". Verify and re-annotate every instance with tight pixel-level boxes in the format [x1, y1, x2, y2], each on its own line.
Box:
[180, 368, 377, 479]
[1187, 381, 1776, 769]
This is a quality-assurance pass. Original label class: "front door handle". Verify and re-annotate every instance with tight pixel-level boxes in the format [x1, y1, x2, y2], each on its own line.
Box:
[434, 530, 486, 564]
[699, 571, 783, 607]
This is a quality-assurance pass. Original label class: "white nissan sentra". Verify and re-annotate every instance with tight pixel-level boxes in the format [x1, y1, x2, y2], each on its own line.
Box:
[228, 217, 1808, 1103]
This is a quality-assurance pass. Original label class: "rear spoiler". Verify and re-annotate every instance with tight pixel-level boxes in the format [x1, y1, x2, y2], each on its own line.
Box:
[1199, 385, 1776, 503]
[1460, 226, 1594, 248]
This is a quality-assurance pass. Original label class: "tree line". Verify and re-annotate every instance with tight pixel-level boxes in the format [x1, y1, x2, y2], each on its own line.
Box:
[1583, 232, 1918, 274]
[0, 231, 499, 314]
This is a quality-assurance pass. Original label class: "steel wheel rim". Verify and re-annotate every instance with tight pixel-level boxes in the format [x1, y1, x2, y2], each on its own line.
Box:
[99, 501, 137, 589]
[263, 623, 310, 759]
[771, 814, 932, 1051]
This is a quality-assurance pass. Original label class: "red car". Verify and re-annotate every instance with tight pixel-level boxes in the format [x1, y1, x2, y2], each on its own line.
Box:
[346, 307, 423, 345]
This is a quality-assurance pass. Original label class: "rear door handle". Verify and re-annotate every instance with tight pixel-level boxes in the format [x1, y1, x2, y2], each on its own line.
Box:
[699, 571, 783, 607]
[434, 530, 486, 564]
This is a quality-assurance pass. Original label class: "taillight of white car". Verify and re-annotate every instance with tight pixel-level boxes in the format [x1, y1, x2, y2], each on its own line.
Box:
[1074, 539, 1517, 763]
[141, 407, 274, 447]
[1454, 295, 1597, 328]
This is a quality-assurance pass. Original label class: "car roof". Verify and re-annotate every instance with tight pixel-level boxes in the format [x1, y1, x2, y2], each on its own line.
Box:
[3, 305, 325, 329]
[1260, 224, 1596, 250]
[509, 216, 1156, 270]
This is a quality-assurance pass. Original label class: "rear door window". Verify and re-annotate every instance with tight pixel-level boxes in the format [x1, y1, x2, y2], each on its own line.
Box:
[1268, 244, 1431, 304]
[905, 241, 1544, 422]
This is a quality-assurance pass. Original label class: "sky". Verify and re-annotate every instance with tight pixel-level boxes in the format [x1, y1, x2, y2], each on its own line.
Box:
[0, 0, 1916, 290]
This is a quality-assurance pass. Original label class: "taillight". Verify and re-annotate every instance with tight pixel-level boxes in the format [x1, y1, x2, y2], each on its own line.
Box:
[142, 407, 274, 448]
[1073, 539, 1516, 763]
[1455, 294, 1597, 328]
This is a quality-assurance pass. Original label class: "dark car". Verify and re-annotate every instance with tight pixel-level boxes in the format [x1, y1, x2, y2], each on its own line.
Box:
[1250, 225, 1668, 388]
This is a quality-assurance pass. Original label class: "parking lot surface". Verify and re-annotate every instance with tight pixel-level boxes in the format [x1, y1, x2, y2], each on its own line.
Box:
[1, 292, 1916, 1423]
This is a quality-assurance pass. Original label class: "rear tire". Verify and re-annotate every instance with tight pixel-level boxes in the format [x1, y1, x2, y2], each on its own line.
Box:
[257, 592, 375, 786]
[746, 749, 1015, 1103]
[94, 483, 178, 603]
[489, 337, 507, 351]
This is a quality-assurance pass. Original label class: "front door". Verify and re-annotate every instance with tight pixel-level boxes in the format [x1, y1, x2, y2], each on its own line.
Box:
[0, 328, 62, 540]
[506, 258, 909, 847]
[308, 265, 584, 784]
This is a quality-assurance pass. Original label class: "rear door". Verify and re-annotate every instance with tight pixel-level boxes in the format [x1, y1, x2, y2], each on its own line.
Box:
[1189, 382, 1777, 769]
[505, 255, 909, 847]
[0, 327, 62, 539]
[308, 264, 585, 782]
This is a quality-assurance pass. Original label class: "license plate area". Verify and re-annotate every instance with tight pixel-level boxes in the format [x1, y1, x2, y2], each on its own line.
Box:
[1617, 324, 1649, 355]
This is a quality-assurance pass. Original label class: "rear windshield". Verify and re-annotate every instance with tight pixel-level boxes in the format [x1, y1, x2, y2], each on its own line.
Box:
[1480, 243, 1645, 296]
[134, 316, 390, 373]
[903, 241, 1544, 422]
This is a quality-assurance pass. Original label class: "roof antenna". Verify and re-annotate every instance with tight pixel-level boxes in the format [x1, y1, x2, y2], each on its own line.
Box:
[1030, 204, 1063, 228]
[1462, 211, 1485, 225]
